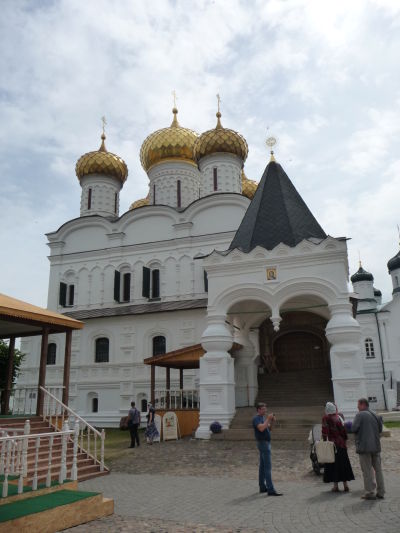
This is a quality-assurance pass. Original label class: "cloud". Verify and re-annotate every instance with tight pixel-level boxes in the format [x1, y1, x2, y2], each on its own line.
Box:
[0, 0, 400, 305]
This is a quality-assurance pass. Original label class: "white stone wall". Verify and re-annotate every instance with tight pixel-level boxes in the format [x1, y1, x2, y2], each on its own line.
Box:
[46, 195, 249, 312]
[79, 174, 122, 217]
[19, 309, 206, 426]
[148, 161, 201, 208]
[198, 153, 242, 196]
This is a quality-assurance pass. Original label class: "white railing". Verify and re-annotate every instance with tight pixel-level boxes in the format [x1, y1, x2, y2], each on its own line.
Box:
[41, 386, 105, 472]
[154, 389, 199, 410]
[1, 386, 65, 415]
[0, 420, 77, 498]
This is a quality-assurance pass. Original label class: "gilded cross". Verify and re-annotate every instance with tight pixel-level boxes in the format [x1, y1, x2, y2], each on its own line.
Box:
[172, 90, 177, 108]
[216, 93, 221, 113]
[101, 116, 107, 135]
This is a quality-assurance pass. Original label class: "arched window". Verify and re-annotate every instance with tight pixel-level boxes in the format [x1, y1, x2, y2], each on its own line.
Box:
[365, 338, 375, 359]
[95, 337, 109, 363]
[92, 397, 99, 413]
[47, 343, 56, 365]
[153, 336, 166, 356]
[141, 398, 148, 412]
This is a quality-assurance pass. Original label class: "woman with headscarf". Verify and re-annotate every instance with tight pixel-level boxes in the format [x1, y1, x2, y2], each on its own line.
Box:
[321, 402, 354, 492]
[145, 402, 159, 444]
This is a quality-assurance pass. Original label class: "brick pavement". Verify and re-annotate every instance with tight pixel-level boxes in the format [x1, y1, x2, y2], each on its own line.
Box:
[65, 429, 400, 532]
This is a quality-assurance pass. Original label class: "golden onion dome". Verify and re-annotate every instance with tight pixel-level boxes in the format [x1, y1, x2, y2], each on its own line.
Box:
[140, 108, 199, 172]
[241, 170, 258, 199]
[75, 133, 128, 183]
[194, 111, 248, 163]
[129, 197, 150, 210]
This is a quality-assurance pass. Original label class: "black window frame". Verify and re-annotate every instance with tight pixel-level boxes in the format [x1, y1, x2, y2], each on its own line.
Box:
[47, 343, 57, 365]
[213, 168, 218, 191]
[95, 337, 110, 363]
[152, 335, 166, 356]
[92, 397, 99, 413]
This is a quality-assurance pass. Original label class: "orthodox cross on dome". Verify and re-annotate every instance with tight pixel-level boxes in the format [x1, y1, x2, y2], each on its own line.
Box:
[216, 93, 221, 113]
[172, 90, 177, 108]
[216, 93, 222, 128]
[266, 136, 277, 162]
[101, 116, 107, 136]
[358, 250, 362, 268]
[397, 224, 400, 248]
[99, 116, 107, 151]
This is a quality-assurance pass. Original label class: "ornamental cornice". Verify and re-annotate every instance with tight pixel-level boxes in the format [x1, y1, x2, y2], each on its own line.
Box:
[47, 230, 236, 263]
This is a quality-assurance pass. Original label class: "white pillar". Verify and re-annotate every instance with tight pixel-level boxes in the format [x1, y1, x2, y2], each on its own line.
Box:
[195, 315, 234, 439]
[326, 302, 367, 418]
[232, 320, 258, 407]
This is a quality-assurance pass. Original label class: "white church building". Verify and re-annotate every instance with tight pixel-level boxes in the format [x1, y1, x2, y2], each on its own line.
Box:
[17, 105, 400, 437]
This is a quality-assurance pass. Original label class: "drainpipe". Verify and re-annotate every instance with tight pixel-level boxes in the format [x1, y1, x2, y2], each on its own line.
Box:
[374, 312, 386, 381]
[375, 312, 388, 410]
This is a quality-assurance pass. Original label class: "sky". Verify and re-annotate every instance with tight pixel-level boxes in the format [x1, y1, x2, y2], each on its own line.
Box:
[1, 0, 400, 307]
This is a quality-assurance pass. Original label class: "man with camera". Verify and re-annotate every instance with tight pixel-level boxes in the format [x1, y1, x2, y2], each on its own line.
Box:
[253, 402, 282, 495]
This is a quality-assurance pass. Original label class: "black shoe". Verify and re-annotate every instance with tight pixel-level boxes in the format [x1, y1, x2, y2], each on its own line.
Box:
[268, 491, 283, 496]
[129, 445, 135, 448]
[259, 488, 268, 493]
[376, 494, 385, 499]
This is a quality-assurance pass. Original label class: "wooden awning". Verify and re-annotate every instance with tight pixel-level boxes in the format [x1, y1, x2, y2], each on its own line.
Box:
[144, 342, 242, 369]
[0, 293, 84, 338]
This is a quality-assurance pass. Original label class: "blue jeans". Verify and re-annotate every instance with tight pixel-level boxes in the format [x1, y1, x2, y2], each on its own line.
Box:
[257, 440, 274, 492]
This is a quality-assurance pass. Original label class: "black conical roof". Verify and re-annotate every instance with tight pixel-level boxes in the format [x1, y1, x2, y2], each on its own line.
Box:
[229, 160, 326, 252]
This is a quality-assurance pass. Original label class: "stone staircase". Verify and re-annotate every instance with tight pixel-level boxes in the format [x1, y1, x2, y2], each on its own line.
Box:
[212, 368, 333, 441]
[0, 417, 108, 484]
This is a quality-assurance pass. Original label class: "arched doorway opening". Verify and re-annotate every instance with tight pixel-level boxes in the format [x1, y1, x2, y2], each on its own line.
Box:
[258, 306, 333, 407]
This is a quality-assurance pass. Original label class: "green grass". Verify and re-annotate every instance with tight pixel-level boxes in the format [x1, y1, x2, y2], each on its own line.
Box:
[384, 421, 400, 428]
[103, 428, 145, 462]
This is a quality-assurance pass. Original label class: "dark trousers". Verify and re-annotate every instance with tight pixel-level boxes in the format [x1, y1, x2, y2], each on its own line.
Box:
[257, 440, 274, 492]
[129, 423, 140, 447]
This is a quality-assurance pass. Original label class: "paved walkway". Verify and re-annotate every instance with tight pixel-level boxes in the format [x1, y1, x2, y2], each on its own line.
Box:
[68, 472, 400, 532]
[65, 429, 400, 532]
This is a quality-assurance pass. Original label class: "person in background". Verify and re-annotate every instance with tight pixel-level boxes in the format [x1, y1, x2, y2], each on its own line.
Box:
[352, 397, 385, 500]
[128, 401, 141, 449]
[321, 402, 354, 492]
[145, 402, 159, 444]
[252, 402, 282, 496]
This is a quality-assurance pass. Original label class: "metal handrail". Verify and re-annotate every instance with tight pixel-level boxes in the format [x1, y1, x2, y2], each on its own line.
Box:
[40, 386, 105, 471]
[40, 386, 101, 438]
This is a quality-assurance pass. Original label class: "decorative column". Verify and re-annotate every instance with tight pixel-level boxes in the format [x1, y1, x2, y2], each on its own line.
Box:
[326, 302, 367, 417]
[232, 321, 258, 407]
[37, 327, 49, 416]
[166, 367, 170, 409]
[62, 330, 72, 406]
[150, 365, 155, 405]
[195, 315, 234, 439]
[2, 336, 15, 414]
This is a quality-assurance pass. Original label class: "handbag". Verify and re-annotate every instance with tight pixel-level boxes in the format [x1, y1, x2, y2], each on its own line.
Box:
[315, 439, 336, 463]
[119, 416, 129, 430]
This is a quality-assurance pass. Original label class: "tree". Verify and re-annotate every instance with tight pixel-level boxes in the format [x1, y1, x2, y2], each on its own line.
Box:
[0, 339, 25, 391]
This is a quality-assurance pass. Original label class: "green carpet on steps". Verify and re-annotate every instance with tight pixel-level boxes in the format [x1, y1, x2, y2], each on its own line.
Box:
[0, 489, 100, 522]
[0, 475, 19, 482]
[0, 478, 69, 498]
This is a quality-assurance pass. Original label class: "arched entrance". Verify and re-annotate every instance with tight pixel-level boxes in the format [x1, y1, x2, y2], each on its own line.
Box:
[258, 310, 333, 407]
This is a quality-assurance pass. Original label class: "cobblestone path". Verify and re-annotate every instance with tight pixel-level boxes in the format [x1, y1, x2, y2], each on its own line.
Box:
[65, 429, 400, 532]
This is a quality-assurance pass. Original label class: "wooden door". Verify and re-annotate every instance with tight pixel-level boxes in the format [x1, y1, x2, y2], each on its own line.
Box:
[273, 332, 326, 372]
